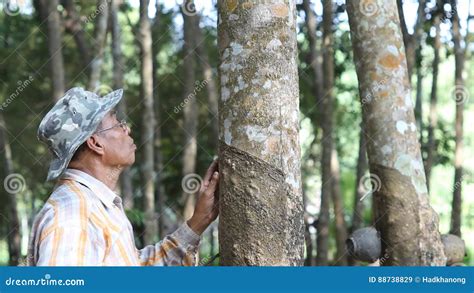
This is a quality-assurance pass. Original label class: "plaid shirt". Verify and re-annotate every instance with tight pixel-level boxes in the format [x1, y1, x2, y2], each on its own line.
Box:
[27, 169, 200, 266]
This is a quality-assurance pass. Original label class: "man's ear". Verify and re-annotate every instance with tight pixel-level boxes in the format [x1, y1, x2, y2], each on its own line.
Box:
[85, 134, 105, 156]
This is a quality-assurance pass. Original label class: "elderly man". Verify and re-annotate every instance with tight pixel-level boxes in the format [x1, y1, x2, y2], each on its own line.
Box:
[27, 87, 219, 266]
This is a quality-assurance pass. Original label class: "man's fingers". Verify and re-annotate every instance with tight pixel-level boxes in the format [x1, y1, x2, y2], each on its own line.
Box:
[201, 160, 218, 192]
[205, 172, 219, 197]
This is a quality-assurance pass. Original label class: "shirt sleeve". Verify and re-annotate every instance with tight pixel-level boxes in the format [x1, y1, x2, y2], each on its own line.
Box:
[137, 222, 201, 266]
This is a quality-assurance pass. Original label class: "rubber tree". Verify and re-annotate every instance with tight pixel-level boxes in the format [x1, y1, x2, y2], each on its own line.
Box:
[347, 0, 446, 265]
[217, 0, 304, 266]
[138, 0, 157, 244]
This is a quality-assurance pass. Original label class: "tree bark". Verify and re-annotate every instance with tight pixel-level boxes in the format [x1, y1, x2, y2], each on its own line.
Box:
[450, 0, 465, 238]
[347, 0, 446, 266]
[88, 0, 109, 91]
[425, 11, 441, 193]
[217, 0, 304, 266]
[0, 111, 21, 266]
[181, 0, 199, 222]
[44, 0, 65, 101]
[315, 0, 334, 266]
[139, 0, 157, 244]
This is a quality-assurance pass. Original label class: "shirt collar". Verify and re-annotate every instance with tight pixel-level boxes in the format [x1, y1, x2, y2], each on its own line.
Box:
[62, 168, 119, 209]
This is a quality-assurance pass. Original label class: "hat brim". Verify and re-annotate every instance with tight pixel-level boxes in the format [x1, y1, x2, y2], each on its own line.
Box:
[45, 89, 124, 181]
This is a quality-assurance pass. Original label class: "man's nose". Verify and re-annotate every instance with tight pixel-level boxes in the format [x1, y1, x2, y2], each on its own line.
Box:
[125, 124, 131, 135]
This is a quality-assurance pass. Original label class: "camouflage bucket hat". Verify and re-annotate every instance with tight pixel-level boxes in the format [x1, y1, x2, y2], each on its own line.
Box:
[37, 87, 123, 181]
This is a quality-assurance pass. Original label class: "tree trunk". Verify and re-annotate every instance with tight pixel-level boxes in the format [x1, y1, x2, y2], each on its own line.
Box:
[315, 0, 334, 266]
[44, 0, 65, 101]
[0, 113, 21, 266]
[88, 0, 109, 91]
[62, 0, 92, 68]
[110, 0, 134, 210]
[217, 0, 304, 266]
[449, 0, 465, 238]
[181, 0, 199, 222]
[397, 0, 425, 79]
[351, 125, 368, 233]
[303, 190, 314, 266]
[139, 0, 157, 244]
[194, 13, 219, 152]
[348, 125, 368, 265]
[331, 148, 348, 265]
[414, 53, 423, 143]
[151, 1, 165, 239]
[347, 0, 446, 266]
[302, 0, 323, 127]
[425, 11, 441, 193]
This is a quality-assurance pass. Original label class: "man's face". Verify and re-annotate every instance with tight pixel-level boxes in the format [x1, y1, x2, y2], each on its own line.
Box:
[96, 111, 136, 167]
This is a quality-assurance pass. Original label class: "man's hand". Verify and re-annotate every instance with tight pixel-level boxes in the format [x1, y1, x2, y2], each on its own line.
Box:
[187, 159, 219, 235]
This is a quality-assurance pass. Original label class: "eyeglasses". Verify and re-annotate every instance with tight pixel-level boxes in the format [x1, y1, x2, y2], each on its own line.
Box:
[95, 120, 129, 134]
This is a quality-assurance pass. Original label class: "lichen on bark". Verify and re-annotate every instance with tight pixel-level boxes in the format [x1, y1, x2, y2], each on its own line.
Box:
[347, 0, 446, 265]
[217, 0, 304, 266]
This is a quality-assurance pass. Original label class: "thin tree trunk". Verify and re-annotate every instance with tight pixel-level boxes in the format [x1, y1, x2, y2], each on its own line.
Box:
[62, 0, 91, 68]
[347, 0, 446, 266]
[397, 0, 425, 79]
[348, 125, 368, 266]
[414, 53, 423, 143]
[139, 0, 157, 244]
[302, 0, 324, 127]
[315, 0, 334, 266]
[450, 0, 466, 238]
[152, 1, 165, 238]
[110, 0, 133, 210]
[88, 0, 109, 91]
[303, 190, 314, 266]
[181, 0, 199, 222]
[0, 113, 21, 266]
[425, 11, 441, 192]
[217, 0, 304, 266]
[331, 148, 348, 265]
[351, 125, 368, 233]
[194, 13, 219, 152]
[44, 0, 65, 101]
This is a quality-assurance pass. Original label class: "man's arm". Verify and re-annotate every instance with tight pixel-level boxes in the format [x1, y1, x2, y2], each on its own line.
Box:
[138, 160, 220, 266]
